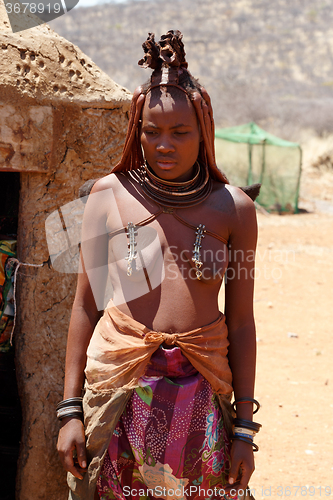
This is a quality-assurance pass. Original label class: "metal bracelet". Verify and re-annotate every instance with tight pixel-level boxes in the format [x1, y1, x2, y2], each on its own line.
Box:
[233, 418, 262, 433]
[57, 412, 83, 422]
[232, 398, 260, 414]
[56, 406, 83, 421]
[232, 435, 259, 452]
[234, 427, 256, 438]
[56, 397, 83, 411]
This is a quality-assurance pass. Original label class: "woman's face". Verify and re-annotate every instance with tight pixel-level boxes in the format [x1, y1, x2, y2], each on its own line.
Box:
[140, 88, 201, 182]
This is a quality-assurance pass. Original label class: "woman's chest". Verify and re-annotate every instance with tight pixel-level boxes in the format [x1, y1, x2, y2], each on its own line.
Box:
[106, 200, 229, 284]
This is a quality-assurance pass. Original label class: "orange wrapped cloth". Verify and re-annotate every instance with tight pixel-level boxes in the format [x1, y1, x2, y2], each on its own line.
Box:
[85, 299, 233, 396]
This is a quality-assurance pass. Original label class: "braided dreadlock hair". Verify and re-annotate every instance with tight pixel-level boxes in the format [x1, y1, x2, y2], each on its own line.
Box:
[111, 30, 229, 184]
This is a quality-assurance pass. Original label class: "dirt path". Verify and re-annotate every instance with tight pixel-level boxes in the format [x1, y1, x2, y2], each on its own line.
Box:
[250, 211, 333, 498]
[219, 211, 333, 498]
[218, 134, 333, 498]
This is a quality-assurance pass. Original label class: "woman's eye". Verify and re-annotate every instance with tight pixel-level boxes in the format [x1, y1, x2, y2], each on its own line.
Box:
[174, 131, 188, 135]
[145, 130, 158, 135]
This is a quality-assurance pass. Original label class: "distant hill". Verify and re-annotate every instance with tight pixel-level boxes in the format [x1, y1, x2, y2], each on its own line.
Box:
[49, 0, 333, 138]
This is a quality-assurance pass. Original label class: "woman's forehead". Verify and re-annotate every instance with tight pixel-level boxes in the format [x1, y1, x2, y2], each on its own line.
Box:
[142, 87, 197, 122]
[145, 86, 191, 106]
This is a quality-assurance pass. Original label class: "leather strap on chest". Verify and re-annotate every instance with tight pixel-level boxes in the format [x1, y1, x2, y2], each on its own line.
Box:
[108, 205, 228, 246]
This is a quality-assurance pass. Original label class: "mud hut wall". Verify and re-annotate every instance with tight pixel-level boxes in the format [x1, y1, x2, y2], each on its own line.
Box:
[8, 98, 129, 500]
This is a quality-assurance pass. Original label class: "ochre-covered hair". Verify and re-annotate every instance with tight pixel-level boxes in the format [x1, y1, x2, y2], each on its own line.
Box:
[111, 30, 229, 184]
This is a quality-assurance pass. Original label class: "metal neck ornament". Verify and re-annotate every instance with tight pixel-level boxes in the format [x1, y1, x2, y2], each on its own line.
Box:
[192, 224, 206, 280]
[129, 160, 212, 209]
[125, 222, 138, 276]
[126, 162, 213, 281]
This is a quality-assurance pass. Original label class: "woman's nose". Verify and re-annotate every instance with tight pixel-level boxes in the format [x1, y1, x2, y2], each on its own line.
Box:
[156, 136, 175, 153]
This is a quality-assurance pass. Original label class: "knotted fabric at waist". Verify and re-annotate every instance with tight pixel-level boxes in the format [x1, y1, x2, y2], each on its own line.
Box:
[144, 331, 178, 345]
[85, 299, 233, 396]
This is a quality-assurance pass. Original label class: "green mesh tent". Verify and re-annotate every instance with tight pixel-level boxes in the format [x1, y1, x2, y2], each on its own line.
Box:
[215, 122, 302, 213]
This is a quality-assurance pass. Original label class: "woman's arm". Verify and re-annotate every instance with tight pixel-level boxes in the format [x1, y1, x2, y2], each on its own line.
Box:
[224, 187, 258, 495]
[57, 262, 102, 479]
[57, 180, 110, 479]
[63, 266, 103, 401]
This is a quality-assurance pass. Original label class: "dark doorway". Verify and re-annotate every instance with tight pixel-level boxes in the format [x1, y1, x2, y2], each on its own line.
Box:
[0, 171, 21, 500]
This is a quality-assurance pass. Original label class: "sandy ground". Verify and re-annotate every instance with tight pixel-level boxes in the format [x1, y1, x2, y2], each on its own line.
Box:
[250, 211, 333, 498]
[218, 135, 333, 498]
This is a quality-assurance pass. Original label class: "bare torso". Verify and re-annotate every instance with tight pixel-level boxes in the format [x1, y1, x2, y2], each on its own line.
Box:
[84, 172, 241, 333]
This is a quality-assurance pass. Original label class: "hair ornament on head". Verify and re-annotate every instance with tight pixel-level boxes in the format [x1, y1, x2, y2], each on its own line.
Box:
[138, 31, 188, 70]
[111, 30, 229, 184]
[139, 31, 189, 92]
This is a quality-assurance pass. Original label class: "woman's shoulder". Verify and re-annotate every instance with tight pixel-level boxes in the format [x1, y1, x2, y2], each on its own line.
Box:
[82, 173, 131, 218]
[90, 172, 125, 194]
[223, 184, 257, 244]
[212, 181, 256, 215]
[226, 184, 256, 209]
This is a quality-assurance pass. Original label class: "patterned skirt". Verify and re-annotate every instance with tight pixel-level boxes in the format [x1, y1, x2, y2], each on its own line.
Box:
[97, 346, 232, 500]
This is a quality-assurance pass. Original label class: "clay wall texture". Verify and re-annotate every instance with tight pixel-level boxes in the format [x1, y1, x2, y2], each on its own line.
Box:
[0, 2, 132, 498]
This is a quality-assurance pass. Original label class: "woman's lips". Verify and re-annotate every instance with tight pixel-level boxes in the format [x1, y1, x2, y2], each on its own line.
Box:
[156, 160, 177, 169]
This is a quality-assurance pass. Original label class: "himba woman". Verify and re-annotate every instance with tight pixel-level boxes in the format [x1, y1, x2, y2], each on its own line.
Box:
[57, 30, 261, 500]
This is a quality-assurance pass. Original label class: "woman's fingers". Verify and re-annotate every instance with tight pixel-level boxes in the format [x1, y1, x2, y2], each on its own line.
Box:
[238, 458, 254, 490]
[227, 456, 241, 487]
[57, 418, 87, 480]
[76, 435, 88, 470]
[63, 445, 85, 480]
[224, 440, 255, 497]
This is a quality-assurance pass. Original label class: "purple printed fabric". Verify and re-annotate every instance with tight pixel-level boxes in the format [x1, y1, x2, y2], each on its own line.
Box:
[97, 346, 232, 500]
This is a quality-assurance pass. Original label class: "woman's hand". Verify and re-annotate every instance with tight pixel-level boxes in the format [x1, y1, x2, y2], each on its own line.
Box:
[57, 417, 87, 480]
[225, 440, 255, 497]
